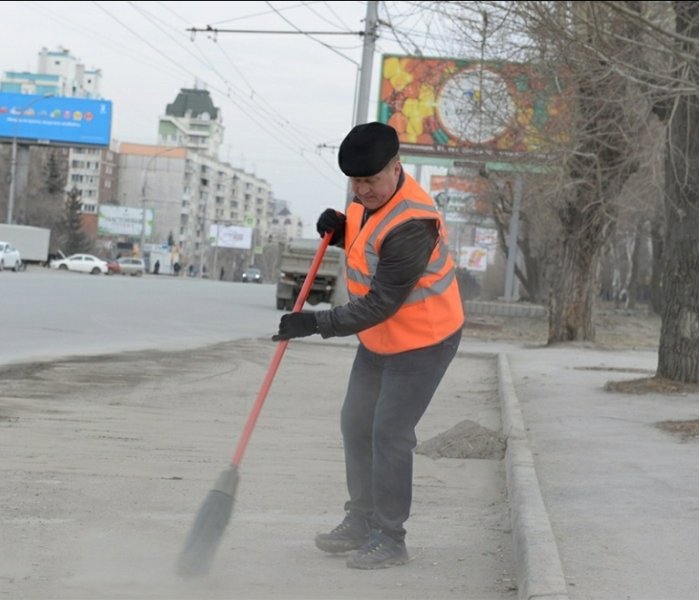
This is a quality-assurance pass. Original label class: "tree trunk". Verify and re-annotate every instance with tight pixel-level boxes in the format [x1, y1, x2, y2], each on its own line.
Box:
[649, 214, 664, 315]
[624, 220, 642, 310]
[656, 2, 699, 383]
[548, 198, 601, 342]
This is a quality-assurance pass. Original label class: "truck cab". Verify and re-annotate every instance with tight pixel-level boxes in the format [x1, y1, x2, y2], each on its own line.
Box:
[276, 239, 342, 310]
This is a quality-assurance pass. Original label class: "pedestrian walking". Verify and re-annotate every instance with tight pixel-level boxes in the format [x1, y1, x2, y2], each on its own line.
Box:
[273, 122, 464, 569]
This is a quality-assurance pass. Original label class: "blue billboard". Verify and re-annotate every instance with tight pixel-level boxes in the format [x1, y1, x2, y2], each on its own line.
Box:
[0, 92, 112, 147]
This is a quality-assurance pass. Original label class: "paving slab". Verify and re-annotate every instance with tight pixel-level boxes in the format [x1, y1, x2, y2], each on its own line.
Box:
[503, 342, 699, 600]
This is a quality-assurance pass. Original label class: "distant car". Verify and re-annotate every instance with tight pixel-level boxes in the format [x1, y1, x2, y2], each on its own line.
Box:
[242, 267, 262, 283]
[0, 241, 22, 272]
[105, 258, 120, 275]
[117, 257, 146, 276]
[50, 253, 108, 275]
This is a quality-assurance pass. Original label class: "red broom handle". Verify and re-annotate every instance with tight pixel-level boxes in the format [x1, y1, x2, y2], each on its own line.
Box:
[231, 233, 333, 466]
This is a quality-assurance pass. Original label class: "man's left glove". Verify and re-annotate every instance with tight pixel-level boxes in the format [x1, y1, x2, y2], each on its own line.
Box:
[272, 312, 319, 342]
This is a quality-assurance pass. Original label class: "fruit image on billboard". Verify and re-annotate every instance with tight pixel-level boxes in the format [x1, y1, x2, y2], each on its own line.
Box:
[378, 55, 570, 158]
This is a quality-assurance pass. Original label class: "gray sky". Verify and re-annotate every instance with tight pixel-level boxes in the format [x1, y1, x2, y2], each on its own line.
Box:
[1, 1, 450, 236]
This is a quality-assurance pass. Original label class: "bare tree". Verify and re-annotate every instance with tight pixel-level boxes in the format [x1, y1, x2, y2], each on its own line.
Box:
[423, 2, 652, 340]
[484, 174, 561, 303]
[653, 1, 699, 382]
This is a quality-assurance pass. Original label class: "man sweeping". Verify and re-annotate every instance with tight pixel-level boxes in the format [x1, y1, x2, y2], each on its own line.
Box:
[273, 122, 464, 569]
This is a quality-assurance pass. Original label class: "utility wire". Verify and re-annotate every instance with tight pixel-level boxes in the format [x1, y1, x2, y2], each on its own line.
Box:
[97, 1, 339, 184]
[262, 1, 359, 65]
[188, 26, 360, 36]
[204, 1, 325, 27]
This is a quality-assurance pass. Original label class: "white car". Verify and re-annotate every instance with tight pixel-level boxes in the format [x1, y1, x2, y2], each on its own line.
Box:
[50, 253, 108, 275]
[0, 241, 22, 271]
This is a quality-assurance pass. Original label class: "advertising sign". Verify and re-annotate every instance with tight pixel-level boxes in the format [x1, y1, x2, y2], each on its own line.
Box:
[378, 55, 570, 158]
[430, 174, 490, 224]
[98, 205, 153, 237]
[475, 227, 498, 249]
[459, 246, 488, 272]
[208, 224, 252, 250]
[0, 92, 112, 146]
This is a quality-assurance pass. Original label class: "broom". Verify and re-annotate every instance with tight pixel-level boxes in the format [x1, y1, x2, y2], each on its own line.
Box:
[175, 233, 333, 578]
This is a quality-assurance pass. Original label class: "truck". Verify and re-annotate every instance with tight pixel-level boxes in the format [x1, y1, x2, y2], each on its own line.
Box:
[0, 224, 51, 264]
[276, 238, 343, 310]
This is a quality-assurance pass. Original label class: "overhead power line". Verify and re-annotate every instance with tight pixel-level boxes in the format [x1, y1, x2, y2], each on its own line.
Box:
[187, 26, 363, 36]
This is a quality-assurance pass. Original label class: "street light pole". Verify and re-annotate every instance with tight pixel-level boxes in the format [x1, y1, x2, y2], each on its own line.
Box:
[6, 93, 54, 224]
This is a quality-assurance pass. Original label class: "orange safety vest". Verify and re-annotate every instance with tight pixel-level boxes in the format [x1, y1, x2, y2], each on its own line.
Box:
[345, 172, 464, 354]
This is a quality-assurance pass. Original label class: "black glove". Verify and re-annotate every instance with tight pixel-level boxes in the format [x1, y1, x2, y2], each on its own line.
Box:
[316, 208, 346, 246]
[272, 312, 319, 342]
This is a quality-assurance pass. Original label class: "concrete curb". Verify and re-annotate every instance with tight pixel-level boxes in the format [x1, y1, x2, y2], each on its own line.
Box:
[466, 301, 547, 319]
[498, 353, 570, 600]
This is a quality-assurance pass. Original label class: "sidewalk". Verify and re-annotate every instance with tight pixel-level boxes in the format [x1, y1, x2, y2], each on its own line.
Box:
[493, 340, 699, 600]
[0, 337, 516, 600]
[3, 333, 697, 600]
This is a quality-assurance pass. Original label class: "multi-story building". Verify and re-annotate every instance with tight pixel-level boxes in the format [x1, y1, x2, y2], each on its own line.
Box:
[2, 47, 102, 98]
[158, 88, 223, 158]
[2, 49, 303, 268]
[67, 143, 119, 237]
[36, 46, 102, 98]
[152, 88, 276, 270]
[269, 202, 304, 243]
[117, 142, 274, 272]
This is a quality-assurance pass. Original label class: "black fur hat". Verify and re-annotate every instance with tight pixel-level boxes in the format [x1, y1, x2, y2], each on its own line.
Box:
[338, 122, 400, 177]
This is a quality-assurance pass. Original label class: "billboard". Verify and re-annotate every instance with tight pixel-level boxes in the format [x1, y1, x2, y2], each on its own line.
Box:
[459, 247, 488, 271]
[208, 224, 252, 250]
[378, 55, 570, 158]
[430, 174, 490, 224]
[98, 205, 153, 237]
[0, 92, 112, 146]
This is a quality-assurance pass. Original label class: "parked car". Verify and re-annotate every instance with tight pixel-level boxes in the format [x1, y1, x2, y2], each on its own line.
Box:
[50, 253, 108, 275]
[241, 267, 262, 283]
[104, 258, 120, 274]
[0, 241, 22, 272]
[107, 256, 146, 277]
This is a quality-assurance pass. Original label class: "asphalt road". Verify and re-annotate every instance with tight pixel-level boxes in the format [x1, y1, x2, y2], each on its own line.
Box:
[1, 267, 285, 366]
[0, 267, 517, 599]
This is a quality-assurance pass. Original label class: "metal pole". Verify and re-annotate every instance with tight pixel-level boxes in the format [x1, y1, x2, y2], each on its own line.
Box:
[140, 188, 147, 258]
[7, 137, 18, 224]
[354, 0, 379, 127]
[503, 174, 523, 301]
[6, 93, 54, 225]
[333, 1, 379, 307]
[212, 221, 220, 279]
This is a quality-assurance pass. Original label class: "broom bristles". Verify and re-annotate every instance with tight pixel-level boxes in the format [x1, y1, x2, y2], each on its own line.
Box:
[175, 465, 239, 578]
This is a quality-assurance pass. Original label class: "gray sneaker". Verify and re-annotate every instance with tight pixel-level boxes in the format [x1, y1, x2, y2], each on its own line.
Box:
[346, 530, 409, 569]
[315, 513, 371, 553]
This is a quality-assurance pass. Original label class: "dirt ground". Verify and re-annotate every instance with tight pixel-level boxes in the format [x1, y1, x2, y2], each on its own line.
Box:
[0, 340, 515, 600]
[461, 300, 662, 350]
[463, 300, 699, 440]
